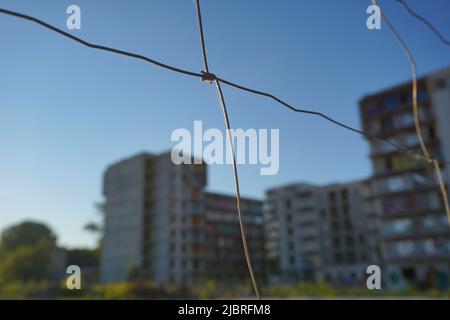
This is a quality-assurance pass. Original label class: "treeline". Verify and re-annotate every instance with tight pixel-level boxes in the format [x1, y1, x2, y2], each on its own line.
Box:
[0, 220, 98, 298]
[1, 221, 448, 299]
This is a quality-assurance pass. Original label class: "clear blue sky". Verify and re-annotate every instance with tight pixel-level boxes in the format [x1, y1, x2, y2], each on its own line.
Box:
[0, 0, 449, 248]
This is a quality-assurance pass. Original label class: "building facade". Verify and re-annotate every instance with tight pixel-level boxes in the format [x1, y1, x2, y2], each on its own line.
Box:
[100, 152, 207, 285]
[204, 192, 265, 286]
[100, 152, 265, 287]
[264, 181, 380, 286]
[359, 67, 450, 290]
[318, 182, 381, 286]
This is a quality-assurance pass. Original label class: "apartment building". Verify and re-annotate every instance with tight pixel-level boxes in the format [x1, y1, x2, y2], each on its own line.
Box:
[264, 181, 380, 286]
[100, 152, 207, 286]
[204, 192, 265, 286]
[100, 152, 265, 287]
[318, 182, 381, 286]
[264, 183, 318, 283]
[359, 67, 450, 289]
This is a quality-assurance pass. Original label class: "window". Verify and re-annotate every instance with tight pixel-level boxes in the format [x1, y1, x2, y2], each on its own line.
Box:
[434, 78, 447, 89]
[342, 205, 349, 216]
[428, 127, 435, 140]
[285, 200, 291, 209]
[193, 259, 199, 270]
[332, 222, 339, 231]
[406, 90, 429, 103]
[417, 91, 430, 103]
[385, 157, 392, 171]
[393, 113, 414, 129]
[330, 207, 338, 219]
[381, 119, 393, 132]
[344, 220, 353, 230]
[328, 192, 336, 203]
[340, 189, 348, 201]
[383, 95, 401, 111]
[363, 103, 381, 117]
[346, 236, 355, 246]
[383, 218, 411, 235]
[358, 235, 365, 244]
[288, 241, 295, 251]
[333, 237, 340, 248]
[347, 252, 355, 263]
[289, 256, 296, 265]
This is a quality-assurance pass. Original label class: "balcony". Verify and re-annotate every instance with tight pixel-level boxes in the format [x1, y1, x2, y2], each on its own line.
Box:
[382, 215, 450, 240]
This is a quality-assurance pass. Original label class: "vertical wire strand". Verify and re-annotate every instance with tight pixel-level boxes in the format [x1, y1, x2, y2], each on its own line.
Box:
[433, 159, 450, 226]
[214, 79, 261, 299]
[194, 0, 210, 73]
[374, 0, 429, 159]
[374, 0, 450, 226]
[194, 0, 261, 299]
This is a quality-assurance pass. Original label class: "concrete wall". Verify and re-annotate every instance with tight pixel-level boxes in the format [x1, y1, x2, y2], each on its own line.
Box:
[100, 154, 148, 283]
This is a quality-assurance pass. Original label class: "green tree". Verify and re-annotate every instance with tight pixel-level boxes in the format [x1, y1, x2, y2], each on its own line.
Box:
[0, 221, 57, 283]
[0, 241, 53, 282]
[0, 221, 56, 252]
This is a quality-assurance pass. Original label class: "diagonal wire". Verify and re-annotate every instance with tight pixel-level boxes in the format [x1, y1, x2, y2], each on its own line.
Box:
[374, 0, 450, 226]
[217, 76, 432, 164]
[394, 0, 450, 46]
[193, 0, 261, 300]
[0, 8, 202, 79]
[1, 7, 447, 167]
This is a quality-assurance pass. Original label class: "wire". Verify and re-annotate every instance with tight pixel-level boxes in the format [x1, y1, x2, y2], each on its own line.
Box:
[215, 77, 450, 166]
[374, 0, 450, 225]
[217, 77, 428, 163]
[0, 8, 202, 79]
[194, 0, 261, 300]
[433, 159, 450, 226]
[374, 1, 430, 160]
[394, 0, 450, 46]
[194, 0, 210, 74]
[0, 7, 445, 167]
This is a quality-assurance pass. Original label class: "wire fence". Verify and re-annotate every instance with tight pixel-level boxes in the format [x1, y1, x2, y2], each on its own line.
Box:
[1, 0, 449, 299]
